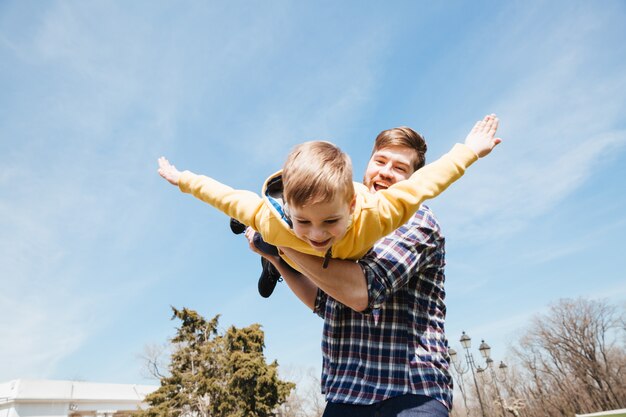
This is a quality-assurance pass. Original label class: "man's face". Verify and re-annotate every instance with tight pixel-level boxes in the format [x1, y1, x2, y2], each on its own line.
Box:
[289, 198, 355, 253]
[363, 145, 418, 192]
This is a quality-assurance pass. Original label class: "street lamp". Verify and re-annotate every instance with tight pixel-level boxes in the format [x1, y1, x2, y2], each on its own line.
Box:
[450, 331, 487, 417]
[493, 361, 508, 384]
[479, 339, 491, 360]
[485, 358, 507, 417]
[449, 332, 511, 417]
[483, 359, 521, 417]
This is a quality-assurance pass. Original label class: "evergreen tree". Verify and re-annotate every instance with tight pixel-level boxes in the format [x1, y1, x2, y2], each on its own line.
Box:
[138, 307, 294, 417]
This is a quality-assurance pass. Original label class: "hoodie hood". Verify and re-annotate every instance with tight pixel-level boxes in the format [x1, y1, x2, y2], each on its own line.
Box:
[261, 170, 292, 228]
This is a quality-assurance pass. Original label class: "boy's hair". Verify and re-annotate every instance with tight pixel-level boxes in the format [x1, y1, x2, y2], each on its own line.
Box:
[371, 126, 427, 170]
[283, 141, 354, 207]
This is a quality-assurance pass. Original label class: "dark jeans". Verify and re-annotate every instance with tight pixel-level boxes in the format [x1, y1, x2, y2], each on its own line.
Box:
[252, 232, 279, 255]
[322, 394, 448, 417]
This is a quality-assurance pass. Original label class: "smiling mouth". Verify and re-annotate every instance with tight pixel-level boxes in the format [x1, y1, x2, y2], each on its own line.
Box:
[373, 181, 390, 191]
[309, 238, 332, 249]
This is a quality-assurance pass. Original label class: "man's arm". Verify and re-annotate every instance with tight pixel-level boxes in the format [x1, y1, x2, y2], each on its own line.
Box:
[278, 247, 369, 312]
[280, 207, 441, 313]
[273, 257, 320, 311]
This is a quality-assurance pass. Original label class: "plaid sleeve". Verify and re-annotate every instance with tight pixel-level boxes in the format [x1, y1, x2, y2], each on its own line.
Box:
[313, 287, 328, 318]
[358, 209, 442, 312]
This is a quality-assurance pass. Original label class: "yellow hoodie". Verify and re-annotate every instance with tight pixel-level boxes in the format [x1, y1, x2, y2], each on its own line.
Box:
[178, 143, 477, 268]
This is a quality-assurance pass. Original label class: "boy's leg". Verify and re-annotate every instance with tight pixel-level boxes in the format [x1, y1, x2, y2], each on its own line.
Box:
[230, 219, 284, 298]
[253, 233, 280, 256]
[258, 258, 283, 298]
[253, 232, 289, 298]
[231, 217, 279, 256]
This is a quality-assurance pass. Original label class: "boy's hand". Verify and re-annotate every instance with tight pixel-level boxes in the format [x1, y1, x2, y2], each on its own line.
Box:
[464, 114, 502, 158]
[158, 156, 181, 186]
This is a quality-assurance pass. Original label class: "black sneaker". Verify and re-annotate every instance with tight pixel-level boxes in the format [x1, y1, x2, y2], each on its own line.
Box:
[230, 218, 247, 235]
[258, 257, 282, 298]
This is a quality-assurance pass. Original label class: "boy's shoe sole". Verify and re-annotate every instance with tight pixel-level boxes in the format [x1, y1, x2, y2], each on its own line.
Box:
[258, 258, 282, 298]
[230, 218, 247, 235]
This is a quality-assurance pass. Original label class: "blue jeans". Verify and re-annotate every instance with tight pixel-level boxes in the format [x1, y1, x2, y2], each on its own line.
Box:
[322, 394, 448, 417]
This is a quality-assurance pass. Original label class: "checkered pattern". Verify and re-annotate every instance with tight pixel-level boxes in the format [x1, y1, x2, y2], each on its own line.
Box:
[314, 205, 453, 410]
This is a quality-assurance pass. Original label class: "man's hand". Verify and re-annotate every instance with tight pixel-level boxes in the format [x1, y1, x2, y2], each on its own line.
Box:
[464, 114, 502, 158]
[158, 156, 181, 186]
[244, 227, 282, 265]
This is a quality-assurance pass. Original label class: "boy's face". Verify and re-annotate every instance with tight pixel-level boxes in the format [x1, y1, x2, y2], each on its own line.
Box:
[289, 197, 355, 252]
[363, 145, 418, 193]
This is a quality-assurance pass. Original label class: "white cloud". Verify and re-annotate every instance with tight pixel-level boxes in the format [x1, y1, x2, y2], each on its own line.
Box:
[0, 290, 89, 379]
[433, 6, 626, 242]
[585, 281, 626, 303]
[452, 282, 626, 357]
[210, 13, 388, 168]
[0, 2, 179, 380]
[447, 307, 548, 361]
[438, 129, 626, 245]
[0, 174, 145, 380]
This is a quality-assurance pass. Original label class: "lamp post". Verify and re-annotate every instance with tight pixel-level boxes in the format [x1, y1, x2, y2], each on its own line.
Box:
[449, 332, 487, 417]
[449, 332, 511, 417]
[483, 358, 508, 417]
[449, 347, 471, 417]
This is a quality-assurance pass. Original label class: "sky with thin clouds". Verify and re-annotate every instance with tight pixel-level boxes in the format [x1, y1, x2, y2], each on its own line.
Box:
[1, 0, 625, 386]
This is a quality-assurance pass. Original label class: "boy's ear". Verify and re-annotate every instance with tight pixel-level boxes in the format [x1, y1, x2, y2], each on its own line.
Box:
[349, 195, 356, 213]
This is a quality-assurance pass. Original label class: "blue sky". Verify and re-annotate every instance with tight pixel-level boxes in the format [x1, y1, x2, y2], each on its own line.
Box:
[1, 0, 625, 385]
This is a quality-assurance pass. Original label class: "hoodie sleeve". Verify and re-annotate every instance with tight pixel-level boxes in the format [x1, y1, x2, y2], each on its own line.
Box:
[178, 171, 265, 228]
[371, 143, 477, 235]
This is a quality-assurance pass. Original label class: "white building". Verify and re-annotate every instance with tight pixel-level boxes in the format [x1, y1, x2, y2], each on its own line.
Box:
[575, 410, 626, 417]
[0, 380, 158, 417]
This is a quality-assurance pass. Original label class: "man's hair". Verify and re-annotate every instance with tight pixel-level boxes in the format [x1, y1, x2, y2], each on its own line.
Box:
[371, 126, 427, 170]
[283, 141, 354, 207]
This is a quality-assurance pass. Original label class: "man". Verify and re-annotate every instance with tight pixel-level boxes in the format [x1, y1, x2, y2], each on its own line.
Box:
[246, 118, 500, 416]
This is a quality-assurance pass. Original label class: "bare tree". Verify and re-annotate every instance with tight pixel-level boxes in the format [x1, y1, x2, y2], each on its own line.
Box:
[276, 367, 324, 417]
[451, 298, 625, 417]
[139, 342, 170, 380]
[512, 298, 626, 416]
[450, 371, 472, 417]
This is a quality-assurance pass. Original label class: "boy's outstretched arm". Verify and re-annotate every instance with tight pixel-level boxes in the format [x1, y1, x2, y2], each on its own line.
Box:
[464, 114, 502, 157]
[158, 156, 181, 186]
[157, 156, 266, 232]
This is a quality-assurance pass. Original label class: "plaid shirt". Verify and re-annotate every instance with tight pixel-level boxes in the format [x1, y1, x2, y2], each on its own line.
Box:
[314, 205, 453, 410]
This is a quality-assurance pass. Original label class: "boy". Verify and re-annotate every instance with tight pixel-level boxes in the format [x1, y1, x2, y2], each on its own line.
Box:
[157, 114, 500, 284]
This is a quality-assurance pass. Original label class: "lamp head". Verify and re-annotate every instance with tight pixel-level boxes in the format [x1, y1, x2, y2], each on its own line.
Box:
[479, 339, 491, 359]
[460, 331, 471, 349]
